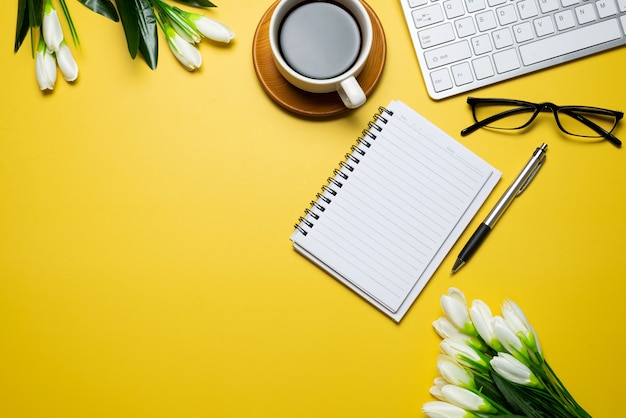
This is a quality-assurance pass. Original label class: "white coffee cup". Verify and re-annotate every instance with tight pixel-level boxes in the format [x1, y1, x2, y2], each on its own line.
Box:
[269, 0, 373, 109]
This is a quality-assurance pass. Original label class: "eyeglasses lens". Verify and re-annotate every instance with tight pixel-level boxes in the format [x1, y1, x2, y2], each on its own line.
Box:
[473, 102, 536, 130]
[556, 108, 618, 138]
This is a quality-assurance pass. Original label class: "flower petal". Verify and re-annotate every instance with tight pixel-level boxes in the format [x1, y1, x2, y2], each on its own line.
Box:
[168, 33, 202, 71]
[440, 288, 476, 335]
[423, 401, 478, 418]
[43, 4, 64, 52]
[469, 299, 504, 351]
[56, 43, 79, 82]
[192, 15, 235, 43]
[36, 48, 57, 91]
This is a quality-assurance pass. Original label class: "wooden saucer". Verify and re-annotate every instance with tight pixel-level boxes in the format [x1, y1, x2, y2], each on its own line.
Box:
[252, 0, 387, 118]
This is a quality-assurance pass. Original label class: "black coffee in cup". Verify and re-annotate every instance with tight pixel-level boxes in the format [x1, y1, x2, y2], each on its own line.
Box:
[278, 1, 362, 80]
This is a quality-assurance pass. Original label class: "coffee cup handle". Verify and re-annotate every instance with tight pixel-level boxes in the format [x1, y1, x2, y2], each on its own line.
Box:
[337, 76, 366, 109]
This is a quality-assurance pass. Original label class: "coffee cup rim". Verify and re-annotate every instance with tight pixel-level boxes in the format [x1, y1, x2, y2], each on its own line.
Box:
[269, 0, 374, 88]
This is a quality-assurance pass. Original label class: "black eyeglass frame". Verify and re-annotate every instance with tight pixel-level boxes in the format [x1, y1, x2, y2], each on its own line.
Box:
[461, 97, 623, 148]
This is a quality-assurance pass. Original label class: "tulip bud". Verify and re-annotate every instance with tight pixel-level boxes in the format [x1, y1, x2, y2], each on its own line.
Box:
[469, 299, 504, 352]
[56, 41, 79, 82]
[423, 401, 480, 418]
[492, 315, 529, 363]
[441, 385, 498, 414]
[440, 288, 477, 336]
[437, 354, 475, 388]
[164, 24, 202, 71]
[502, 299, 542, 355]
[43, 0, 64, 52]
[490, 352, 543, 388]
[187, 13, 235, 43]
[439, 338, 490, 370]
[429, 377, 447, 401]
[433, 317, 486, 351]
[35, 38, 57, 90]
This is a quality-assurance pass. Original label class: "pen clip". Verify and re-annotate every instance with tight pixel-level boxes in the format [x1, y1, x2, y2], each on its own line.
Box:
[517, 153, 546, 196]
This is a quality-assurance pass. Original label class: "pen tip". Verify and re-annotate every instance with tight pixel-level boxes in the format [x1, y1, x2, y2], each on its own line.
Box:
[451, 259, 465, 274]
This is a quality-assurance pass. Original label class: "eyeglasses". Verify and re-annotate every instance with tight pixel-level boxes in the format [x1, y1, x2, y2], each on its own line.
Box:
[461, 97, 623, 148]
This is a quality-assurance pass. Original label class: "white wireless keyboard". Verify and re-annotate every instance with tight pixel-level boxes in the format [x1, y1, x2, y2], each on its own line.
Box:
[400, 0, 626, 99]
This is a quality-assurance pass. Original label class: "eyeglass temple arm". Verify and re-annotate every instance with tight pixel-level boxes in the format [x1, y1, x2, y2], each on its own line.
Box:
[561, 109, 622, 148]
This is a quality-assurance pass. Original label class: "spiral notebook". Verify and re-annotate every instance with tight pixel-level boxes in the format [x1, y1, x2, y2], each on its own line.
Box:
[290, 100, 501, 322]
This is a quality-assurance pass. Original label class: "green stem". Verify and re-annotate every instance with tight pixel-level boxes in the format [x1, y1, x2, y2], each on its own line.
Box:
[542, 360, 591, 418]
[58, 0, 80, 46]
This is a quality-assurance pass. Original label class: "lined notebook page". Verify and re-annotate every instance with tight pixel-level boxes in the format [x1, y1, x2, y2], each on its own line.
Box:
[291, 100, 500, 322]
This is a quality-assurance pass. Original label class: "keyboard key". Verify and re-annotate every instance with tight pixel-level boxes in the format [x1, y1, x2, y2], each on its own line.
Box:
[412, 4, 445, 28]
[471, 33, 493, 54]
[424, 40, 472, 68]
[619, 0, 626, 12]
[418, 23, 456, 48]
[534, 16, 555, 36]
[472, 56, 495, 79]
[518, 0, 540, 18]
[443, 0, 466, 18]
[455, 16, 477, 37]
[555, 10, 576, 30]
[519, 19, 622, 65]
[496, 4, 518, 25]
[575, 4, 597, 24]
[513, 21, 535, 42]
[430, 68, 454, 91]
[596, 0, 618, 17]
[493, 48, 521, 72]
[476, 10, 498, 31]
[451, 62, 474, 85]
[493, 27, 514, 48]
[561, 0, 579, 6]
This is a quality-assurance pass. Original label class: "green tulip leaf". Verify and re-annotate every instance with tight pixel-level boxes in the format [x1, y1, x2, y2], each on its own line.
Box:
[14, 0, 29, 52]
[491, 372, 562, 418]
[135, 0, 158, 69]
[78, 0, 120, 22]
[14, 0, 43, 53]
[474, 374, 515, 414]
[173, 0, 217, 8]
[115, 0, 140, 58]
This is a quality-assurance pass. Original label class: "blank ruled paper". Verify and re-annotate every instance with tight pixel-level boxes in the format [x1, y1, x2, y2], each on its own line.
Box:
[291, 100, 501, 322]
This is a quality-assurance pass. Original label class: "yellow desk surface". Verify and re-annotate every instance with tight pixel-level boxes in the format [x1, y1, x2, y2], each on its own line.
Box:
[1, 1, 624, 417]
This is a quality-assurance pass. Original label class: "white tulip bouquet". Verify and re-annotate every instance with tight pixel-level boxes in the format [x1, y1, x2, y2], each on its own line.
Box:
[14, 0, 234, 91]
[424, 288, 590, 418]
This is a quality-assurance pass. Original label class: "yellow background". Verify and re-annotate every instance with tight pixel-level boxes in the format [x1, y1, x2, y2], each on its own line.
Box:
[1, 1, 625, 417]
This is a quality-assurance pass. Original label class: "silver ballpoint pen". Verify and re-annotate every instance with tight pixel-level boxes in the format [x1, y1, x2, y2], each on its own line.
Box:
[451, 143, 548, 274]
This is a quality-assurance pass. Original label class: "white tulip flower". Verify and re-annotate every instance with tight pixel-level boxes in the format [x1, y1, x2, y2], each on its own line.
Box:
[187, 13, 235, 43]
[36, 39, 57, 90]
[469, 299, 504, 352]
[43, 0, 64, 52]
[433, 318, 486, 351]
[439, 338, 489, 370]
[171, 20, 202, 44]
[165, 28, 202, 71]
[492, 315, 529, 362]
[437, 354, 475, 388]
[423, 401, 480, 418]
[440, 288, 477, 336]
[491, 352, 543, 388]
[429, 377, 448, 401]
[502, 299, 542, 355]
[56, 41, 79, 82]
[441, 385, 498, 414]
